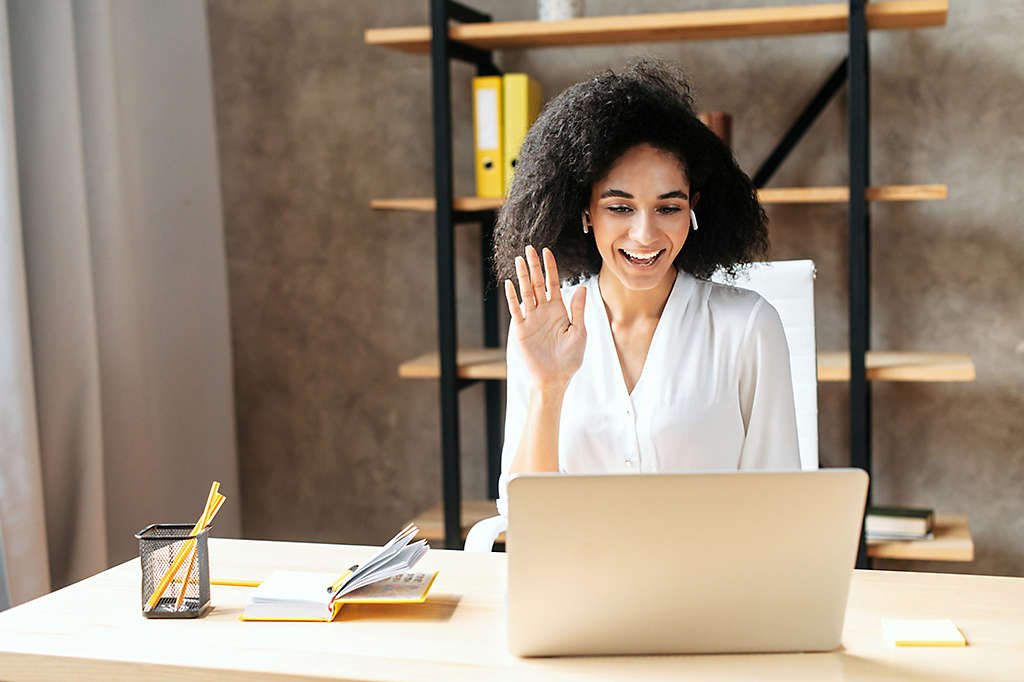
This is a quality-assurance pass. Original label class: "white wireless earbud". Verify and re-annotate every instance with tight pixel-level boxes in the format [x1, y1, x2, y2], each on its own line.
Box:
[690, 209, 699, 231]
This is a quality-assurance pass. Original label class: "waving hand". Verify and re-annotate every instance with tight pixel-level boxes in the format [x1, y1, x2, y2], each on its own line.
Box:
[504, 246, 587, 391]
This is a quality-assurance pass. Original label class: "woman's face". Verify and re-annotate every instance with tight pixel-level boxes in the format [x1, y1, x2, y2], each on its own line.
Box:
[587, 143, 695, 292]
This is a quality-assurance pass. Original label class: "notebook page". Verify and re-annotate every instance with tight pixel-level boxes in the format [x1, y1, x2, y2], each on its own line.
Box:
[345, 526, 419, 585]
[337, 541, 429, 596]
[336, 572, 435, 603]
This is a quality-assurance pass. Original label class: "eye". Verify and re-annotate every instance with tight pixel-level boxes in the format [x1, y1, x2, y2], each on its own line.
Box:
[657, 205, 683, 215]
[606, 205, 633, 214]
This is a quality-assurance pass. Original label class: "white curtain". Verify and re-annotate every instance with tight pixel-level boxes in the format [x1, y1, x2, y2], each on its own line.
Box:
[0, 0, 240, 605]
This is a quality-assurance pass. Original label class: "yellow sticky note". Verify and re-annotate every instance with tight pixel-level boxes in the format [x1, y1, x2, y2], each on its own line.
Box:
[881, 618, 966, 647]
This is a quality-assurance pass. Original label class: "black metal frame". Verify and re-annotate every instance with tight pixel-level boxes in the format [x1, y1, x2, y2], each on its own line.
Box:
[428, 0, 877, 555]
[480, 211, 503, 500]
[848, 0, 872, 569]
[430, 0, 502, 548]
[752, 58, 848, 189]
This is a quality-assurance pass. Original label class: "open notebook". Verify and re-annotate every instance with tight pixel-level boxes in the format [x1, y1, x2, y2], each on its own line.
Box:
[241, 524, 437, 622]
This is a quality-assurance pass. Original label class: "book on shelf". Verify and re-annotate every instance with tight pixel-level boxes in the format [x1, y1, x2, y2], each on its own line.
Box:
[865, 505, 934, 539]
[241, 524, 436, 622]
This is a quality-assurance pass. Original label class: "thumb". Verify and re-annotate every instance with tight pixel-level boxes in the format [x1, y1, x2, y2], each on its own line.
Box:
[569, 286, 586, 332]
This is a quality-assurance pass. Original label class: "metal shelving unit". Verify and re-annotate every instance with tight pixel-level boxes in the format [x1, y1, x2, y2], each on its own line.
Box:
[368, 1, 969, 563]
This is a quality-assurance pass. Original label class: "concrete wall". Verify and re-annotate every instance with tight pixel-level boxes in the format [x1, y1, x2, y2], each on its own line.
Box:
[206, 0, 1024, 575]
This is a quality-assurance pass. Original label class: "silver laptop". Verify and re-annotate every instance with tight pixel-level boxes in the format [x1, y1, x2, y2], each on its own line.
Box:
[506, 469, 868, 656]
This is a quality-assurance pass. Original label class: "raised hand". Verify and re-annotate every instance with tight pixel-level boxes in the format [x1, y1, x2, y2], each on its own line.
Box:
[504, 245, 587, 391]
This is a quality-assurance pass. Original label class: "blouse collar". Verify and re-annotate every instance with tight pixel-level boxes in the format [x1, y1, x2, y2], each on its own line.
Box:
[585, 269, 697, 398]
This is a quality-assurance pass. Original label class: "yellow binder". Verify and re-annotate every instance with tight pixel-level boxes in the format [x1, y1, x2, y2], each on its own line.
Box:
[473, 76, 503, 198]
[502, 73, 542, 195]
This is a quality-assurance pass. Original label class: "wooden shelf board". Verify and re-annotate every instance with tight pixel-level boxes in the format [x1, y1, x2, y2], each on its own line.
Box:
[365, 1, 947, 53]
[760, 184, 948, 203]
[371, 185, 947, 213]
[409, 503, 971, 561]
[817, 351, 975, 382]
[399, 348, 508, 380]
[400, 349, 975, 383]
[371, 197, 505, 212]
[867, 514, 974, 561]
[409, 499, 503, 544]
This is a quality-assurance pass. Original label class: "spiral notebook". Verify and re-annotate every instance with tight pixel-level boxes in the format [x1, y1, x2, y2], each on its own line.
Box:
[241, 524, 437, 622]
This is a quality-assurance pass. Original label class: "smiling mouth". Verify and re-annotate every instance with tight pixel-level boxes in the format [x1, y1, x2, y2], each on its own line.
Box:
[619, 248, 665, 267]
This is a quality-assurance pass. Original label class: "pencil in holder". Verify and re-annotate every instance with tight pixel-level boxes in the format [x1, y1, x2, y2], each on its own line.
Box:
[135, 523, 212, 618]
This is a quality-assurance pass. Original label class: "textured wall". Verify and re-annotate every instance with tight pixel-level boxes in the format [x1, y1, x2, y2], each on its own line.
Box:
[207, 0, 1024, 574]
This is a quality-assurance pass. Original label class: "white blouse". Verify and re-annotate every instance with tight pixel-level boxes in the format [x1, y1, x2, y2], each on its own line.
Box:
[497, 269, 800, 517]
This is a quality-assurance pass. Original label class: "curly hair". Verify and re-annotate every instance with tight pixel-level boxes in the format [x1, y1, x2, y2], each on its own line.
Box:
[493, 59, 768, 284]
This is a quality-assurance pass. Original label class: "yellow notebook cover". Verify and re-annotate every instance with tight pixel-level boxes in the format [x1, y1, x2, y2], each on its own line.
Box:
[502, 73, 542, 195]
[240, 571, 439, 622]
[473, 76, 504, 198]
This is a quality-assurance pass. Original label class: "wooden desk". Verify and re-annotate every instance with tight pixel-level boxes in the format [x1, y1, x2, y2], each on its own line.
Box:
[0, 539, 1022, 681]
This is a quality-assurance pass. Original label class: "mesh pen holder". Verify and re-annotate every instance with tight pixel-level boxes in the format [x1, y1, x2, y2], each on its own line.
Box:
[136, 523, 212, 619]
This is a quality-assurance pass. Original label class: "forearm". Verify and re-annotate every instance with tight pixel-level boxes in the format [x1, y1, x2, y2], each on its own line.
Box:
[510, 384, 566, 475]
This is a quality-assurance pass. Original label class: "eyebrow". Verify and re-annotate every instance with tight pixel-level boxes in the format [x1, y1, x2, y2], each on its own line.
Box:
[599, 188, 689, 200]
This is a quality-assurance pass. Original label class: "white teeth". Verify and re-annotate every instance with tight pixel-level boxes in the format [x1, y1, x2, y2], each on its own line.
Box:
[622, 249, 662, 260]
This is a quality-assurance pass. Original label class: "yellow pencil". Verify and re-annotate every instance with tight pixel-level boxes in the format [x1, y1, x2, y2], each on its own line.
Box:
[145, 483, 220, 611]
[211, 578, 262, 588]
[328, 565, 360, 595]
[173, 493, 225, 609]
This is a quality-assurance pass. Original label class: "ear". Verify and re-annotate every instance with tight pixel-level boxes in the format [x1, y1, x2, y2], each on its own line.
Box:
[691, 192, 700, 208]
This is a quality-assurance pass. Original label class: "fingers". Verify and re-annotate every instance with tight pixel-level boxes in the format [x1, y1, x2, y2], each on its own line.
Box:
[514, 246, 561, 315]
[515, 256, 535, 310]
[525, 245, 548, 304]
[569, 286, 587, 332]
[542, 247, 560, 300]
[504, 279, 524, 323]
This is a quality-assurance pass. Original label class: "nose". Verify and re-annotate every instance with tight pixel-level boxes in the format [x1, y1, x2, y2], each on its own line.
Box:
[627, 209, 660, 245]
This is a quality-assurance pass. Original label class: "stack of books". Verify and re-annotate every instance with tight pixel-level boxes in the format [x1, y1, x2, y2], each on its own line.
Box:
[865, 506, 935, 540]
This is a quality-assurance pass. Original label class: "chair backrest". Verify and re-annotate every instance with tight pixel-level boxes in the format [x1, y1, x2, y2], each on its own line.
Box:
[711, 260, 818, 470]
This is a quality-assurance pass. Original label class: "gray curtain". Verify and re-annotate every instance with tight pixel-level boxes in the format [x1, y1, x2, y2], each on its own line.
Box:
[0, 0, 240, 605]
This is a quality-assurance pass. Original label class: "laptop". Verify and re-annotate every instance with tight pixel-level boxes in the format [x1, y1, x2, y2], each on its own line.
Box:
[506, 469, 868, 657]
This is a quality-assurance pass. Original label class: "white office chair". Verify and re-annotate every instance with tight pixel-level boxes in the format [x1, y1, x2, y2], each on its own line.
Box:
[464, 259, 819, 552]
[713, 259, 819, 471]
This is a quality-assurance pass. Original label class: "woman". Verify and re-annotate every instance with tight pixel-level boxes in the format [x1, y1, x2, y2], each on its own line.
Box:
[494, 61, 800, 516]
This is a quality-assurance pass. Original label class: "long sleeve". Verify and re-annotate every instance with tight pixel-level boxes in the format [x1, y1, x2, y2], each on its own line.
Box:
[736, 298, 801, 470]
[496, 323, 528, 517]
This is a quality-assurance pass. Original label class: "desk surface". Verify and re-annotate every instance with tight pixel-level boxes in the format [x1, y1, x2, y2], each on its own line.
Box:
[0, 538, 1022, 681]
